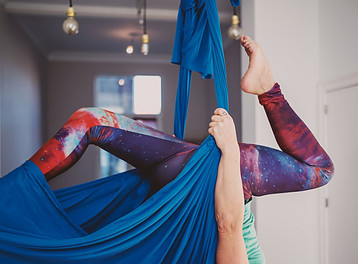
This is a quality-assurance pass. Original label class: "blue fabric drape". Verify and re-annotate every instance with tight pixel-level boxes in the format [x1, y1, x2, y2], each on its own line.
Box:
[172, 0, 230, 139]
[173, 67, 191, 140]
[1, 139, 222, 263]
[1, 158, 262, 263]
[0, 0, 265, 263]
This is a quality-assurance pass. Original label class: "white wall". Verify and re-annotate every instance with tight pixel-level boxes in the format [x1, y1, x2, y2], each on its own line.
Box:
[318, 0, 358, 262]
[241, 0, 358, 263]
[319, 0, 358, 81]
[241, 0, 321, 263]
[0, 6, 45, 176]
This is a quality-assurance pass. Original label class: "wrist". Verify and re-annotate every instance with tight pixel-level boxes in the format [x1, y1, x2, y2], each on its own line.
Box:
[221, 145, 240, 158]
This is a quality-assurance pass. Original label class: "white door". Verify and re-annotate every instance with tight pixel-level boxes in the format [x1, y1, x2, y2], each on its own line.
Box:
[325, 84, 358, 264]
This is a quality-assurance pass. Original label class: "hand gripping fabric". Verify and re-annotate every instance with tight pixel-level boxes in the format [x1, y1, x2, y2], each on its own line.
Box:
[0, 0, 264, 263]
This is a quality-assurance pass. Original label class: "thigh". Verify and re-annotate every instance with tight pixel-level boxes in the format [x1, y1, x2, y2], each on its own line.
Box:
[91, 126, 198, 190]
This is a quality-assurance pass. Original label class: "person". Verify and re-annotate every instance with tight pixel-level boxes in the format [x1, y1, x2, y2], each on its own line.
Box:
[24, 36, 333, 263]
[210, 35, 278, 263]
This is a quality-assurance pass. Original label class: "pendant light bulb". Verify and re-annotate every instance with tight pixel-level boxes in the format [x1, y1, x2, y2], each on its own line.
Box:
[126, 45, 134, 54]
[228, 15, 242, 40]
[141, 33, 149, 56]
[63, 2, 79, 35]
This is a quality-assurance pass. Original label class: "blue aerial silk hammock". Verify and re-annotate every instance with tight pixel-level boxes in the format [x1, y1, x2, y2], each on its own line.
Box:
[0, 0, 264, 263]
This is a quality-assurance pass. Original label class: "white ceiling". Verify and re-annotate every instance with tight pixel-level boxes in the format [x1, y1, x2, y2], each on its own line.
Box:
[4, 0, 235, 62]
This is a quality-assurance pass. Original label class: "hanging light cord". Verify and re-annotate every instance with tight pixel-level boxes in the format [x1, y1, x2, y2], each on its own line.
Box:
[143, 0, 147, 34]
[233, 6, 237, 16]
[136, 0, 142, 16]
[69, 0, 73, 8]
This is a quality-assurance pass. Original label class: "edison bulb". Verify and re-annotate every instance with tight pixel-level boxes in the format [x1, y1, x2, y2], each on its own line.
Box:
[63, 17, 79, 35]
[118, 79, 125, 86]
[126, 45, 134, 54]
[141, 34, 149, 55]
[141, 43, 149, 55]
[228, 24, 242, 40]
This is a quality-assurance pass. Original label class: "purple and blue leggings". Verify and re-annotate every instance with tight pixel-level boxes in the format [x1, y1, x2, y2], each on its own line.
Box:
[30, 83, 334, 201]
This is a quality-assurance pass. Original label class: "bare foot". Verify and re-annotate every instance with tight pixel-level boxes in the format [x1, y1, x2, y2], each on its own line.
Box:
[240, 35, 275, 95]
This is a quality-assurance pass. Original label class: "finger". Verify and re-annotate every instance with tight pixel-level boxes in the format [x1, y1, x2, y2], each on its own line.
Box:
[214, 108, 227, 115]
[214, 108, 228, 116]
[240, 35, 246, 45]
[209, 125, 218, 134]
[211, 115, 223, 122]
[208, 127, 214, 136]
[208, 121, 216, 128]
[209, 120, 224, 128]
[213, 108, 222, 115]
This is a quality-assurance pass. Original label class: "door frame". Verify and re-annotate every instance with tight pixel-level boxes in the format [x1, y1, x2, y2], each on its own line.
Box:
[318, 72, 358, 264]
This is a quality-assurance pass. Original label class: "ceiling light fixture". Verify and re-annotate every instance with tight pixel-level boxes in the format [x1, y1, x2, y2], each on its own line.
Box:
[126, 33, 139, 55]
[118, 79, 125, 86]
[141, 0, 149, 56]
[63, 0, 79, 35]
[126, 45, 134, 54]
[228, 6, 242, 40]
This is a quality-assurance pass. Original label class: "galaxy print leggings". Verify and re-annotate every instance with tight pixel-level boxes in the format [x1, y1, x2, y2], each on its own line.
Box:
[30, 83, 334, 201]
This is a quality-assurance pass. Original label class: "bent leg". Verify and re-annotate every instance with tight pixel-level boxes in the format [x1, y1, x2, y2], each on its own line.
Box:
[240, 142, 332, 200]
[240, 84, 334, 201]
[30, 107, 198, 188]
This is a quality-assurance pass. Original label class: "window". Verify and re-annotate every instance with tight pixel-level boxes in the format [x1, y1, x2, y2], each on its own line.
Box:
[133, 75, 161, 115]
[95, 75, 162, 177]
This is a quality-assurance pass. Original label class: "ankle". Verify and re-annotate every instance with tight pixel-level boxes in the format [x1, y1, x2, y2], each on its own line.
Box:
[259, 77, 275, 95]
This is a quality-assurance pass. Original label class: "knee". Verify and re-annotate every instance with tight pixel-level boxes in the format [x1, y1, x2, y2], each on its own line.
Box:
[67, 107, 102, 129]
[312, 160, 335, 190]
[322, 162, 335, 186]
[73, 107, 98, 117]
[69, 107, 121, 130]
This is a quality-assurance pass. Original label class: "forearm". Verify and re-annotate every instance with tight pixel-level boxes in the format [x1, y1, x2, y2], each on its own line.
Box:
[215, 149, 243, 230]
[216, 230, 248, 264]
[215, 148, 248, 264]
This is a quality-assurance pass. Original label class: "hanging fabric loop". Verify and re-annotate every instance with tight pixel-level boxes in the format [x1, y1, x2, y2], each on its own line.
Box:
[172, 0, 235, 138]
